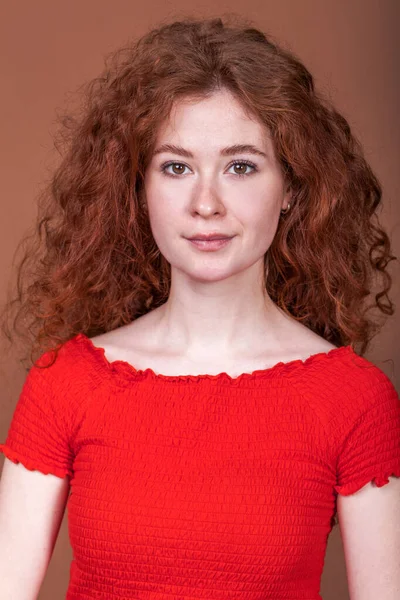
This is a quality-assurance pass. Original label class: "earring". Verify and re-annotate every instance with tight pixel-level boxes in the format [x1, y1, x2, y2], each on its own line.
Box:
[281, 202, 291, 215]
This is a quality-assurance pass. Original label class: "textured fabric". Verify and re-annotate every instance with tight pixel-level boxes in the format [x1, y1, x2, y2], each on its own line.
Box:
[1, 332, 400, 600]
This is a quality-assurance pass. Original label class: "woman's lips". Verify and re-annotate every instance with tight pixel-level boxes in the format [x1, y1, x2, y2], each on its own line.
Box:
[187, 237, 233, 251]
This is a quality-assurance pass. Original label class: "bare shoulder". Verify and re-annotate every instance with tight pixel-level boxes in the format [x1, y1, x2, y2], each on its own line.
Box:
[285, 337, 337, 363]
[272, 305, 338, 358]
[277, 317, 338, 361]
[89, 309, 162, 364]
[304, 335, 337, 354]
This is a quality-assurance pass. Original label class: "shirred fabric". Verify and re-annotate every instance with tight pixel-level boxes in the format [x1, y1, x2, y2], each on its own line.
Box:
[0, 348, 81, 479]
[1, 332, 399, 600]
[334, 376, 400, 495]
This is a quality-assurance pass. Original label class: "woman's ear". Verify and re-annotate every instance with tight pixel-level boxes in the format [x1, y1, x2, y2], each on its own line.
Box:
[283, 184, 293, 208]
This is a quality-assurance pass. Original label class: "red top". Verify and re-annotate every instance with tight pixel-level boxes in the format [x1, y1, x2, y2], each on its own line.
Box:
[1, 332, 400, 600]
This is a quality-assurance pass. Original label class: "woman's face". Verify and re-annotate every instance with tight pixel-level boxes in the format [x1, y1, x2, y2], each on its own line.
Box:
[143, 88, 291, 284]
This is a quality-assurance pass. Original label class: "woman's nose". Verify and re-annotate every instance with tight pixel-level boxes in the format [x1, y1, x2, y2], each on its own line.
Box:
[190, 180, 226, 217]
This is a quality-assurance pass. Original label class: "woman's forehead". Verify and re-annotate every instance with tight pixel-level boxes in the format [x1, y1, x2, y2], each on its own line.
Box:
[152, 94, 272, 150]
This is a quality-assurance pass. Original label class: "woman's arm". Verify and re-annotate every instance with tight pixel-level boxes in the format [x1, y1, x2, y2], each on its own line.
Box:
[0, 457, 70, 600]
[337, 476, 400, 600]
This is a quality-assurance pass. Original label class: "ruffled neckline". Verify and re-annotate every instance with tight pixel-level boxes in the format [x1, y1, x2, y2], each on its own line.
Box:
[72, 332, 355, 385]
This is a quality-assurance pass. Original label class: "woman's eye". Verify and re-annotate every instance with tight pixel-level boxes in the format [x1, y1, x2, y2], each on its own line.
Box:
[228, 162, 256, 177]
[160, 161, 257, 178]
[162, 163, 189, 176]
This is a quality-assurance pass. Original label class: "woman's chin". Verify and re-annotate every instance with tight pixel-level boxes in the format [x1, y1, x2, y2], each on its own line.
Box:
[172, 263, 247, 284]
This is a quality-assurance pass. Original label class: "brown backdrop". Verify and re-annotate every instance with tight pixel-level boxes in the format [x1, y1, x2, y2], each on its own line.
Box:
[1, 1, 399, 598]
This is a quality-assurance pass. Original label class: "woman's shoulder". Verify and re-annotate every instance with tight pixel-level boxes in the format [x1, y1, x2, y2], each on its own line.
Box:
[294, 339, 399, 430]
[31, 333, 108, 391]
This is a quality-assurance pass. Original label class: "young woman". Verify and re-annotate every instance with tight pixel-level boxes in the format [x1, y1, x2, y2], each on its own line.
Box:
[1, 15, 399, 600]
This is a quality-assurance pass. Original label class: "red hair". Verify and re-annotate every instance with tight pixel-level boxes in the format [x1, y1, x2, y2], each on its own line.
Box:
[1, 14, 396, 369]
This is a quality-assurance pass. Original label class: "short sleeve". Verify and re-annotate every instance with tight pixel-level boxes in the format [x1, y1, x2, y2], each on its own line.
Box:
[334, 367, 400, 496]
[0, 349, 75, 479]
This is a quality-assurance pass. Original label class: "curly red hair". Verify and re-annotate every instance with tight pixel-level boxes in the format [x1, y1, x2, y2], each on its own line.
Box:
[1, 14, 397, 369]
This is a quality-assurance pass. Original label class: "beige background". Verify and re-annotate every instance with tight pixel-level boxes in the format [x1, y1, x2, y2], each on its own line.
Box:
[1, 1, 399, 598]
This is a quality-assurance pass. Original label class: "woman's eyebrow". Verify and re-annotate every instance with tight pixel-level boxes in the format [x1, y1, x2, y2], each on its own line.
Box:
[152, 143, 267, 158]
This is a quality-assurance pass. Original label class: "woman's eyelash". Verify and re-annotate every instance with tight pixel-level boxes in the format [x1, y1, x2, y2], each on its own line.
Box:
[160, 160, 257, 178]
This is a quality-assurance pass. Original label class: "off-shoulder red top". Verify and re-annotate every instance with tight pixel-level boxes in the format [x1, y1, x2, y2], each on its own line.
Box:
[1, 333, 400, 599]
